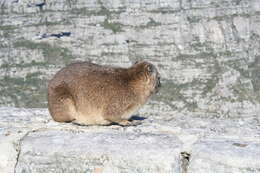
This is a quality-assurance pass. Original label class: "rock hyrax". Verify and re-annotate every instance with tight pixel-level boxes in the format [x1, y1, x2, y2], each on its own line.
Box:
[48, 61, 161, 126]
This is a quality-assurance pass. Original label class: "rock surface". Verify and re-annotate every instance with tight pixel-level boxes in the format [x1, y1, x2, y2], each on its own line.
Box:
[0, 0, 259, 118]
[189, 139, 260, 173]
[0, 0, 260, 172]
[0, 107, 259, 173]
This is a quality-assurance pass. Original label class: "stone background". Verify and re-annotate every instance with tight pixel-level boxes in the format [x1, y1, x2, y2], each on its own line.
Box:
[1, 1, 260, 172]
[0, 0, 260, 118]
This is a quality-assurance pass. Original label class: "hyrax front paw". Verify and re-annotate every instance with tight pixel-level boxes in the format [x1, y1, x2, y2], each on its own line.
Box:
[72, 120, 87, 126]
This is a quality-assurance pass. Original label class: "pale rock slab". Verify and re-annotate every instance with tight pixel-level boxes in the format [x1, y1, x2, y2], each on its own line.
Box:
[188, 139, 260, 173]
[0, 108, 260, 173]
[16, 130, 182, 173]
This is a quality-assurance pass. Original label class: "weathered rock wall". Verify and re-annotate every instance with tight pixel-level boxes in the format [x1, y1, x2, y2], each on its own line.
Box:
[0, 0, 260, 118]
[1, 1, 260, 172]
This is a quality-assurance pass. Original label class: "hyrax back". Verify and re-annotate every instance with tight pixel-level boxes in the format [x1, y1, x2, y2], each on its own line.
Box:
[48, 61, 160, 126]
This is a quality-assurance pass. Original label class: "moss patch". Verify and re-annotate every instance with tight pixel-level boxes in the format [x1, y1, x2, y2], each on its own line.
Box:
[232, 84, 255, 102]
[153, 80, 201, 111]
[139, 17, 161, 29]
[0, 25, 17, 38]
[27, 18, 72, 27]
[0, 25, 16, 31]
[187, 16, 201, 23]
[13, 39, 74, 65]
[256, 92, 260, 102]
[146, 17, 161, 27]
[101, 18, 123, 33]
[210, 13, 250, 21]
[174, 52, 216, 61]
[248, 55, 260, 102]
[1, 60, 48, 68]
[148, 8, 180, 14]
[92, 0, 124, 33]
[71, 6, 123, 16]
[0, 74, 47, 108]
[203, 78, 218, 94]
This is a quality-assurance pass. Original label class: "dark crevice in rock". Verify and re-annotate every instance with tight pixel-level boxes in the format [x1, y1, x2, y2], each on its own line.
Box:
[14, 131, 31, 173]
[231, 19, 240, 43]
[233, 142, 248, 147]
[36, 2, 46, 11]
[181, 151, 191, 173]
[11, 0, 19, 3]
[50, 32, 71, 38]
[27, 0, 46, 11]
[130, 115, 147, 121]
[14, 129, 44, 173]
[40, 32, 71, 39]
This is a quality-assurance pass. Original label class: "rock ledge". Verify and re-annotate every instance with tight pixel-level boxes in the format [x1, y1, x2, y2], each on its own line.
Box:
[0, 107, 259, 173]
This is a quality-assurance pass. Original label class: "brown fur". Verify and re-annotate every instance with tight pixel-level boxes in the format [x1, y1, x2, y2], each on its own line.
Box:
[47, 61, 160, 126]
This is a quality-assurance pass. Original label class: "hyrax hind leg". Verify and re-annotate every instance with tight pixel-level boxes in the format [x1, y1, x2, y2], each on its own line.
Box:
[48, 82, 76, 122]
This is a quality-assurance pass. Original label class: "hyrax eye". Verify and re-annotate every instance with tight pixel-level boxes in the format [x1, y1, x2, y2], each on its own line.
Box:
[134, 61, 140, 64]
[147, 65, 154, 73]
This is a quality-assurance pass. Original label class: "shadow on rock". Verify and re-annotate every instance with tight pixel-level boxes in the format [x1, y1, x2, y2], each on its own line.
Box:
[130, 115, 147, 121]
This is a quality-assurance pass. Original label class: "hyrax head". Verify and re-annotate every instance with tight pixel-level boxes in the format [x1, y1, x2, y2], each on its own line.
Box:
[132, 61, 161, 94]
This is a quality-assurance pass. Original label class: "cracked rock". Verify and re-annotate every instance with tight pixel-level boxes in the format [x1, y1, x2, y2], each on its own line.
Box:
[15, 130, 182, 173]
[0, 108, 260, 173]
[188, 139, 260, 173]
